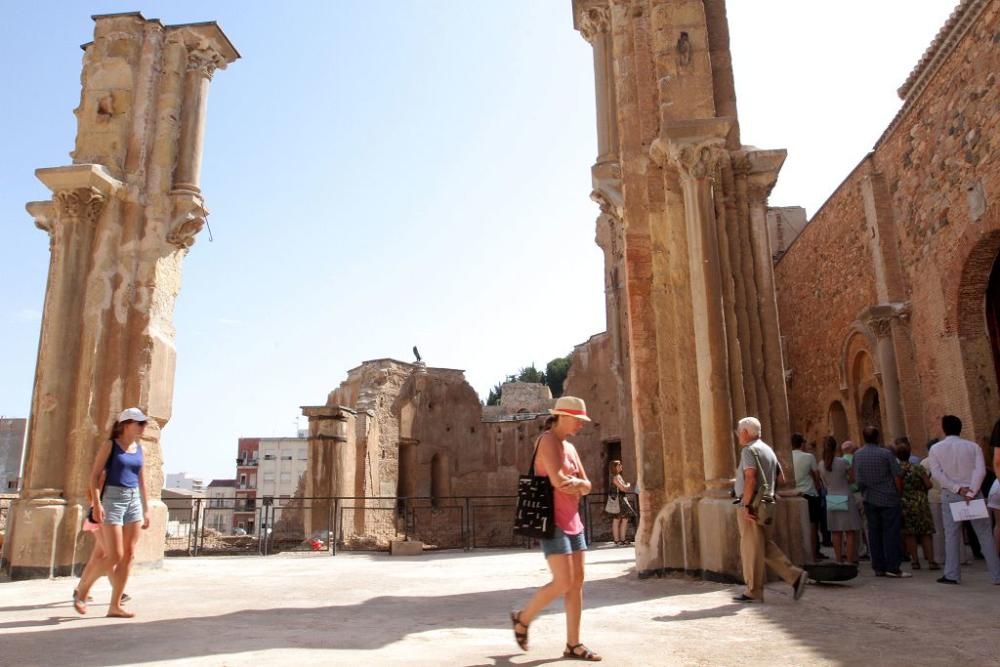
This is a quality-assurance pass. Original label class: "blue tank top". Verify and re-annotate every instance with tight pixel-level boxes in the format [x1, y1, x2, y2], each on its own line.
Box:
[105, 440, 143, 488]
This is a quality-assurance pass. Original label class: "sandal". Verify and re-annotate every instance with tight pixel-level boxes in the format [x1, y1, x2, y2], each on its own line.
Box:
[564, 643, 602, 661]
[510, 610, 529, 651]
[72, 593, 87, 615]
[72, 589, 94, 603]
[928, 561, 941, 570]
[912, 561, 922, 570]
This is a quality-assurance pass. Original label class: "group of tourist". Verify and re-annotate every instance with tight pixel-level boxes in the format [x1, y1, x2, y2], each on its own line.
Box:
[788, 417, 1000, 585]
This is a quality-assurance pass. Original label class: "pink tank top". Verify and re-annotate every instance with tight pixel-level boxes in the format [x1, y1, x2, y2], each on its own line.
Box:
[535, 439, 585, 535]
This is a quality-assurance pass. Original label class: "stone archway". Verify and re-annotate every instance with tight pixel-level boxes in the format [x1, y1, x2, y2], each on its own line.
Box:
[828, 400, 849, 444]
[985, 252, 1000, 394]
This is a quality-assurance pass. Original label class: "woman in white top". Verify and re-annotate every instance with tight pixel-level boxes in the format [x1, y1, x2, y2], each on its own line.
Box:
[607, 460, 632, 546]
[818, 437, 862, 564]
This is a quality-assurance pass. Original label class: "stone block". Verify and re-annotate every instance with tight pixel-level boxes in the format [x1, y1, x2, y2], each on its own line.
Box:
[390, 540, 424, 556]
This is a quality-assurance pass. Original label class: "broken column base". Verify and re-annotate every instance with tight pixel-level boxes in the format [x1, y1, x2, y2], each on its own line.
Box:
[2, 498, 167, 581]
[390, 539, 425, 556]
[635, 494, 808, 582]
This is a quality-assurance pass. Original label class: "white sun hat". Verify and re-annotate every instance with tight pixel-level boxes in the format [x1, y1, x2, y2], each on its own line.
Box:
[117, 407, 149, 423]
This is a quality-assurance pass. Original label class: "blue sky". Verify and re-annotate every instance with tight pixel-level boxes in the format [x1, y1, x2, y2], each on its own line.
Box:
[0, 1, 956, 481]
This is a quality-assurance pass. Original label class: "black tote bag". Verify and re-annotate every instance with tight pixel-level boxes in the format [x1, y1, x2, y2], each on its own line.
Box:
[513, 437, 555, 539]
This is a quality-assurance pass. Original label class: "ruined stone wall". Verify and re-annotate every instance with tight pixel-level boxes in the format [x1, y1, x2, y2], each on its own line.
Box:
[498, 382, 553, 413]
[0, 419, 26, 492]
[563, 333, 631, 493]
[776, 0, 1000, 446]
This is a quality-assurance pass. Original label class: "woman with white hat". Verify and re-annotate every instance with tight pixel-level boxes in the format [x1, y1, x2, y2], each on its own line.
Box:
[511, 396, 602, 662]
[73, 407, 150, 618]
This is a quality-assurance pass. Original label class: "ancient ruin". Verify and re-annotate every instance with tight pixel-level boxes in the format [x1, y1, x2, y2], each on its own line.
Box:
[775, 0, 1000, 452]
[300, 357, 631, 547]
[2, 13, 237, 579]
[572, 0, 807, 578]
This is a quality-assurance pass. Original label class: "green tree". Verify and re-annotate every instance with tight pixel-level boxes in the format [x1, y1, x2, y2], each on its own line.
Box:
[516, 364, 545, 384]
[545, 356, 572, 398]
[486, 383, 503, 406]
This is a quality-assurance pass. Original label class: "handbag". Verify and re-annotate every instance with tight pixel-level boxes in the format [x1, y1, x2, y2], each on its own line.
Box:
[513, 437, 555, 539]
[826, 494, 849, 512]
[605, 495, 620, 514]
[749, 447, 777, 527]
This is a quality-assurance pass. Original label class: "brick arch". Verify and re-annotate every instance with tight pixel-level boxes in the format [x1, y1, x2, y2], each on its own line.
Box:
[943, 203, 1000, 336]
[955, 229, 1000, 338]
[946, 207, 1000, 441]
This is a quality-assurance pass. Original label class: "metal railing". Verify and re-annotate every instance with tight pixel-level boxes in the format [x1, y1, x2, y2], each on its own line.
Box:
[160, 492, 639, 558]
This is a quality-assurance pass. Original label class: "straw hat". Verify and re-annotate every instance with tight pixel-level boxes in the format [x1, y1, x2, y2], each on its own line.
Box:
[549, 396, 591, 422]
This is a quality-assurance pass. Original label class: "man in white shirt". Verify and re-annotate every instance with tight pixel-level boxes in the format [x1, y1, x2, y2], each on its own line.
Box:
[791, 434, 824, 561]
[926, 415, 1000, 585]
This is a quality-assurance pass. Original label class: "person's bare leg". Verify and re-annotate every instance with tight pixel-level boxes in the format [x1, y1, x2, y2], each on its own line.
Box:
[846, 530, 858, 563]
[564, 550, 585, 647]
[610, 519, 619, 543]
[519, 553, 572, 625]
[108, 522, 140, 618]
[77, 525, 122, 604]
[76, 529, 107, 597]
[920, 534, 936, 565]
[831, 531, 844, 563]
[905, 534, 919, 567]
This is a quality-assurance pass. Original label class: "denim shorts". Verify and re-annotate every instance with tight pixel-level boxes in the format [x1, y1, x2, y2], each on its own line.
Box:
[101, 485, 144, 526]
[540, 527, 587, 557]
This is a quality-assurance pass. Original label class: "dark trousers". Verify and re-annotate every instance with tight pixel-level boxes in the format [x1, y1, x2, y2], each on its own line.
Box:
[864, 502, 903, 574]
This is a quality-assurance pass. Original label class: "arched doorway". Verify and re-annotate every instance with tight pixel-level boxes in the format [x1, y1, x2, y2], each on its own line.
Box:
[829, 401, 849, 444]
[986, 252, 1000, 391]
[859, 387, 883, 441]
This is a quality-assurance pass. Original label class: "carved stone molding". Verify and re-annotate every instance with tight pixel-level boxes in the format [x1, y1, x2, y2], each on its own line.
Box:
[186, 45, 227, 80]
[55, 187, 106, 226]
[653, 138, 728, 180]
[858, 302, 912, 339]
[167, 191, 208, 250]
[577, 4, 611, 43]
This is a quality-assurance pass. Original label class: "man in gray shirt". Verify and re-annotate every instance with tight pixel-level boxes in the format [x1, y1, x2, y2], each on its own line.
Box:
[733, 417, 808, 603]
[852, 426, 909, 578]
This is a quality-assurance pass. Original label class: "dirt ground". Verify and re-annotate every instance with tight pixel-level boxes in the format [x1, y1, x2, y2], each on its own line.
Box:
[0, 545, 997, 666]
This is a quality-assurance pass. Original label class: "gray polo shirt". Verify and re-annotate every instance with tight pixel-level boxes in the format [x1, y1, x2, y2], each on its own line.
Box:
[735, 439, 779, 498]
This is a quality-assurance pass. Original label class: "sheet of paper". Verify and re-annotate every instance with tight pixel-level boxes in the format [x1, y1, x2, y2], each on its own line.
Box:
[949, 498, 988, 521]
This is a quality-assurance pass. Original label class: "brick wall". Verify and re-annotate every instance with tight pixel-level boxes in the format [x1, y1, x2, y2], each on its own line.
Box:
[776, 0, 1000, 445]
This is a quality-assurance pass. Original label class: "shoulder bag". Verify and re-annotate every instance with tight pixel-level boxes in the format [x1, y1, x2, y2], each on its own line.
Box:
[749, 447, 777, 527]
[513, 436, 555, 539]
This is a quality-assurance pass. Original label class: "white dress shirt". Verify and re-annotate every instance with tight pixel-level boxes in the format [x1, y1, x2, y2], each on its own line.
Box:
[927, 435, 986, 495]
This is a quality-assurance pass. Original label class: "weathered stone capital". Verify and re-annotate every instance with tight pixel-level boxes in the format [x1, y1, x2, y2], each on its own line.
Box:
[185, 45, 227, 80]
[737, 149, 787, 204]
[167, 190, 208, 250]
[26, 200, 57, 236]
[55, 187, 106, 226]
[652, 136, 728, 179]
[575, 3, 612, 43]
[859, 302, 911, 339]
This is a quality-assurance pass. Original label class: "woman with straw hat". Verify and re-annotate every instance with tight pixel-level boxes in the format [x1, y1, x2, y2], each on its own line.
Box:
[511, 396, 602, 662]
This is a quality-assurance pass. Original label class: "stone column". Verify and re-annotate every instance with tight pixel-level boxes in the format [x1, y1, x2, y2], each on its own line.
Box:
[655, 119, 736, 494]
[860, 304, 910, 441]
[744, 150, 793, 472]
[2, 13, 238, 580]
[302, 405, 356, 536]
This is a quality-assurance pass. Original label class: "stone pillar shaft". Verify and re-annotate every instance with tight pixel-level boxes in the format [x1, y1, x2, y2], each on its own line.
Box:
[2, 13, 238, 580]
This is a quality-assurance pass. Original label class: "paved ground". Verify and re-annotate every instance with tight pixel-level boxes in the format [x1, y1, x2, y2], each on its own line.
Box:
[0, 545, 998, 666]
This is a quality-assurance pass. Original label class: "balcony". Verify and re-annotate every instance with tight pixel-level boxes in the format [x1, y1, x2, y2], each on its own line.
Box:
[236, 457, 259, 467]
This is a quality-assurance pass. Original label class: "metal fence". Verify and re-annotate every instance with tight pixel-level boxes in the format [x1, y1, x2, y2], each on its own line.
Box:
[160, 492, 639, 557]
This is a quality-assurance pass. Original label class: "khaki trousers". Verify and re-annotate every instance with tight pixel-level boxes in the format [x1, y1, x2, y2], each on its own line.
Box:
[737, 514, 802, 599]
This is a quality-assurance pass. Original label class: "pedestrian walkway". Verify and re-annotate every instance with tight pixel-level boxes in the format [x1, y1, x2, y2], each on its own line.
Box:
[1, 545, 997, 666]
